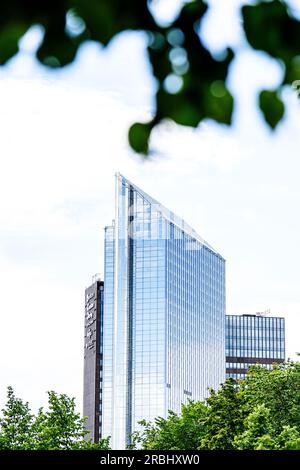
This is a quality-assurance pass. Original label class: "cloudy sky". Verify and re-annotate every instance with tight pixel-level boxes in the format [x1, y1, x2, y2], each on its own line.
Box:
[0, 0, 300, 411]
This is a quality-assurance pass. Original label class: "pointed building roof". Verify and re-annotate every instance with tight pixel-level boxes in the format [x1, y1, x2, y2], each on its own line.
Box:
[116, 172, 224, 260]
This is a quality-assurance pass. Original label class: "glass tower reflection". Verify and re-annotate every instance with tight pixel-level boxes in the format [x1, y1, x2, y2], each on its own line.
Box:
[102, 174, 225, 449]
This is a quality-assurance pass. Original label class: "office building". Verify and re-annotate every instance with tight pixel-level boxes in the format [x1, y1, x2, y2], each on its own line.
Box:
[101, 173, 226, 449]
[83, 277, 104, 442]
[226, 313, 285, 380]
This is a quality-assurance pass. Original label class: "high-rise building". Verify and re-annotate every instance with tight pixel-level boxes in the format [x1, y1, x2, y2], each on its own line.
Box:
[83, 277, 104, 442]
[226, 313, 285, 380]
[101, 173, 226, 449]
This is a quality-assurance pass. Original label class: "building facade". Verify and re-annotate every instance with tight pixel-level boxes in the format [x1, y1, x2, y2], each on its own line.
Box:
[101, 173, 226, 449]
[226, 314, 285, 380]
[83, 278, 104, 442]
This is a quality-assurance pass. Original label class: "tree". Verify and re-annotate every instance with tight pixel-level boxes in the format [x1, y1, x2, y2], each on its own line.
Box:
[241, 362, 300, 433]
[233, 404, 276, 450]
[131, 379, 248, 450]
[132, 361, 300, 450]
[0, 386, 36, 450]
[0, 386, 110, 450]
[274, 426, 300, 450]
[0, 1, 299, 153]
[130, 401, 208, 450]
[233, 405, 300, 450]
[199, 379, 247, 450]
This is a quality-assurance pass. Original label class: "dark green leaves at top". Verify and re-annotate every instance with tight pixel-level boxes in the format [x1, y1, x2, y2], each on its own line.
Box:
[0, 0, 298, 152]
[242, 1, 300, 64]
[128, 122, 153, 155]
[0, 23, 28, 64]
[242, 0, 300, 118]
[259, 89, 285, 129]
[148, 1, 234, 128]
[132, 1, 235, 150]
[72, 0, 155, 45]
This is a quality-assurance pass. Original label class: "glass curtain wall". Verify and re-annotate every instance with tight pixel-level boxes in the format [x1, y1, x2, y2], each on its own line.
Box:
[226, 315, 285, 379]
[103, 174, 226, 449]
[101, 225, 115, 439]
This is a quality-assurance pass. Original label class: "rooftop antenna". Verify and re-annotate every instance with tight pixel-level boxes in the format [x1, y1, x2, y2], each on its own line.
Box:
[256, 309, 271, 317]
[92, 273, 101, 283]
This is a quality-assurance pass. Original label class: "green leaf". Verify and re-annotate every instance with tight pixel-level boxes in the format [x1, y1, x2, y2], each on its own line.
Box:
[206, 81, 234, 125]
[0, 0, 295, 152]
[259, 89, 285, 129]
[128, 122, 152, 154]
[0, 23, 28, 64]
[37, 32, 78, 67]
[242, 1, 300, 64]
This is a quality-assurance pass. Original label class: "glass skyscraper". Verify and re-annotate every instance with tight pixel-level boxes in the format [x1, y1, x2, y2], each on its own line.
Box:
[226, 314, 285, 380]
[102, 173, 226, 449]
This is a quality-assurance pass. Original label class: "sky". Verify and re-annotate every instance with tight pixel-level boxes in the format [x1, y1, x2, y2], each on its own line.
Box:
[0, 0, 300, 412]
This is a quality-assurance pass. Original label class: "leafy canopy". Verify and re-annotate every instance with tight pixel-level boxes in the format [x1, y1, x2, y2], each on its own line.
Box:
[132, 361, 300, 450]
[0, 1, 299, 153]
[0, 386, 110, 450]
[2, 362, 300, 451]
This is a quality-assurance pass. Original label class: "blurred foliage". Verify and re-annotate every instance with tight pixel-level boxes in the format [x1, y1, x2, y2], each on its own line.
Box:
[0, 1, 300, 153]
[259, 90, 285, 129]
[131, 361, 300, 450]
